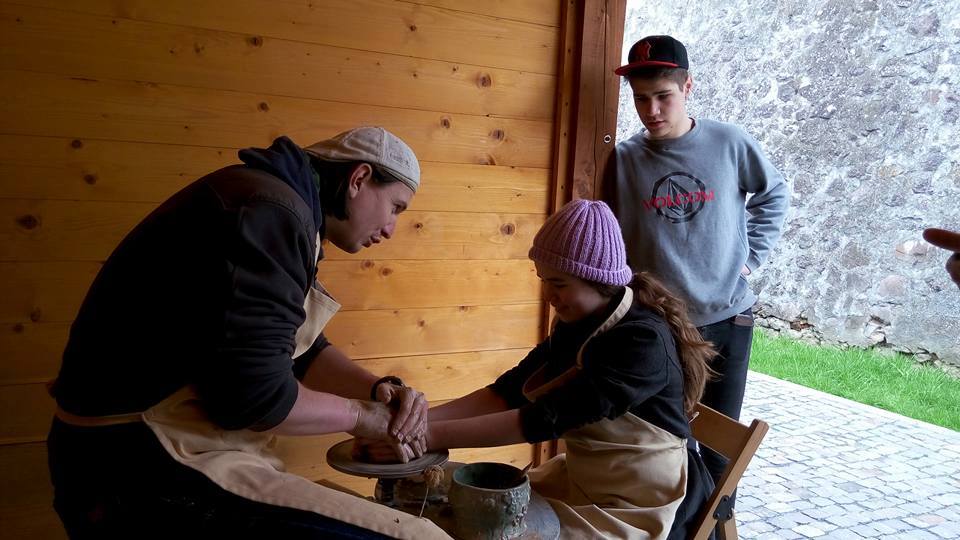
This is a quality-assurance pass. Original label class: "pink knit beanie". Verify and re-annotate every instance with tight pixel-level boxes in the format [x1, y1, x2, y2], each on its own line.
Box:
[529, 199, 632, 286]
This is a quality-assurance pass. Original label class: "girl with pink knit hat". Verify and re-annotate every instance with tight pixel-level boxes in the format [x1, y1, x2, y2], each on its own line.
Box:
[366, 199, 716, 539]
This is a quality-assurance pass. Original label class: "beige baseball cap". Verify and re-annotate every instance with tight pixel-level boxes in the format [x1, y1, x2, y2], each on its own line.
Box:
[303, 126, 420, 193]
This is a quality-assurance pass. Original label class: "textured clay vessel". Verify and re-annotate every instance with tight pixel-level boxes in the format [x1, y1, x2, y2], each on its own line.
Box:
[448, 462, 531, 540]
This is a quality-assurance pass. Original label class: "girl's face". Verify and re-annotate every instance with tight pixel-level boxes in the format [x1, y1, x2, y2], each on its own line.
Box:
[535, 261, 610, 324]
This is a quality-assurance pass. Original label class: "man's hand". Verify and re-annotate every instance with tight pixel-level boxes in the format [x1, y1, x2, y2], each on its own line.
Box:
[347, 400, 415, 463]
[375, 383, 427, 457]
[923, 228, 960, 289]
[947, 253, 960, 289]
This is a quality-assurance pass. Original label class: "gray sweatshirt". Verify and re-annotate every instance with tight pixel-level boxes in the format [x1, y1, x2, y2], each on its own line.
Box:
[606, 118, 789, 327]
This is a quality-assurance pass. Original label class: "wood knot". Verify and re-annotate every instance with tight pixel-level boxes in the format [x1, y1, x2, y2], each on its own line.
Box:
[247, 35, 263, 47]
[258, 102, 270, 112]
[417, 320, 426, 327]
[500, 223, 516, 235]
[409, 24, 417, 31]
[16, 214, 40, 230]
[12, 323, 24, 334]
[71, 139, 83, 149]
[440, 117, 451, 129]
[380, 267, 393, 277]
[29, 308, 42, 323]
[361, 260, 375, 269]
[459, 306, 469, 312]
[193, 43, 205, 55]
[414, 222, 424, 230]
[479, 154, 497, 166]
[478, 74, 492, 88]
[83, 173, 98, 185]
[490, 129, 505, 141]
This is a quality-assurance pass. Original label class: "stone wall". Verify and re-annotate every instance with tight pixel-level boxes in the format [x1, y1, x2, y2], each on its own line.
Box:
[618, 0, 960, 371]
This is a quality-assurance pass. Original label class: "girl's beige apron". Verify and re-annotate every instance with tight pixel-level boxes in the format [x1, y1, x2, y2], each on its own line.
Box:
[524, 287, 688, 540]
[55, 236, 450, 539]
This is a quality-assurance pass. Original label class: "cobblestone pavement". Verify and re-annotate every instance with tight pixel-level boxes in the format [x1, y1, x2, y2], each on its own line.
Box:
[735, 371, 960, 539]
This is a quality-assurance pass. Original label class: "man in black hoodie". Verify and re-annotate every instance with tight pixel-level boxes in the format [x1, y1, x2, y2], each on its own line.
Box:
[48, 127, 436, 539]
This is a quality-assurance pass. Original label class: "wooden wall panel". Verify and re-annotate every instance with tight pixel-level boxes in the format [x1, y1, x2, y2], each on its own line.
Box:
[316, 260, 539, 310]
[0, 305, 540, 385]
[0, 202, 543, 262]
[0, 136, 549, 212]
[0, 70, 552, 169]
[0, 260, 538, 324]
[1, 4, 555, 120]
[321, 304, 541, 359]
[17, 0, 559, 74]
[410, 0, 562, 26]
[0, 262, 102, 324]
[0, 323, 69, 384]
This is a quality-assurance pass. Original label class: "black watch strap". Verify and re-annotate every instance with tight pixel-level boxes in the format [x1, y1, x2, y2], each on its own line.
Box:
[370, 375, 404, 401]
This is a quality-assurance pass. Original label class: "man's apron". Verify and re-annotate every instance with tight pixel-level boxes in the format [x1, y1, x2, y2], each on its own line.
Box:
[54, 234, 451, 539]
[523, 288, 688, 540]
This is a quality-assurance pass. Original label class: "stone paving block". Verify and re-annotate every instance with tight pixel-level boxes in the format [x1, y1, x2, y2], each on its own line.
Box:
[868, 520, 900, 535]
[823, 512, 864, 527]
[784, 511, 816, 525]
[803, 505, 845, 519]
[903, 516, 936, 528]
[793, 524, 827, 537]
[859, 497, 891, 510]
[740, 520, 776, 535]
[820, 528, 867, 540]
[876, 518, 913, 532]
[808, 496, 834, 507]
[899, 530, 942, 540]
[930, 493, 960, 506]
[850, 524, 883, 537]
[767, 501, 797, 513]
[770, 515, 802, 529]
[869, 506, 910, 520]
[898, 501, 933, 515]
[737, 511, 761, 523]
[928, 522, 960, 539]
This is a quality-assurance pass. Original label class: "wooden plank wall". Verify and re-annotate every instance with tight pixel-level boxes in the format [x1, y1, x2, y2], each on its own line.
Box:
[0, 1, 564, 537]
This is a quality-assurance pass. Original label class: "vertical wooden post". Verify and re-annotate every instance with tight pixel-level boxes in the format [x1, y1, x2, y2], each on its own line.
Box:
[534, 0, 627, 467]
[561, 0, 626, 204]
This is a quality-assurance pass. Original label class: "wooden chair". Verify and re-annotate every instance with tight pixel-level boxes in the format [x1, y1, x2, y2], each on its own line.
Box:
[688, 403, 770, 540]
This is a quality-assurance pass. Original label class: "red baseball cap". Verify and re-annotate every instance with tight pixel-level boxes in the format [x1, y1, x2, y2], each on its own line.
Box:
[615, 35, 689, 76]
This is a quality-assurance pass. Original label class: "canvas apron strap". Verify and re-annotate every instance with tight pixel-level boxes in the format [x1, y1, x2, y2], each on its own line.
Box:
[522, 288, 688, 539]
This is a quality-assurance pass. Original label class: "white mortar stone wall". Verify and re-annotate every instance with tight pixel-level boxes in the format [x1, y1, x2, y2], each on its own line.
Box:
[619, 0, 960, 370]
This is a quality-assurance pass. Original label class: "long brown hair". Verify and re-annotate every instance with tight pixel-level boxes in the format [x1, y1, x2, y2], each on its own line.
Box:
[594, 272, 715, 414]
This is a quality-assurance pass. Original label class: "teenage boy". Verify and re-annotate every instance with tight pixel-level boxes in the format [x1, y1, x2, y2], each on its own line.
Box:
[604, 35, 789, 494]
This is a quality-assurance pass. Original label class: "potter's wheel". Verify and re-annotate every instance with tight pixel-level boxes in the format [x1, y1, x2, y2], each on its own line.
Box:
[326, 439, 449, 479]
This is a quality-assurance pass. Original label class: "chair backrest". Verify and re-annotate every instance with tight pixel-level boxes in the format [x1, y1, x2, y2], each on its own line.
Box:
[688, 403, 769, 540]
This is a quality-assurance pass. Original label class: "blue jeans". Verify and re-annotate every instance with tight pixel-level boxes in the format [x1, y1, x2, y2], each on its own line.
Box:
[48, 419, 390, 540]
[697, 307, 754, 502]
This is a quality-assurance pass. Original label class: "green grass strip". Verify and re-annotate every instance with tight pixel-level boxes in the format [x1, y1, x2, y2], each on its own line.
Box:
[750, 329, 960, 432]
